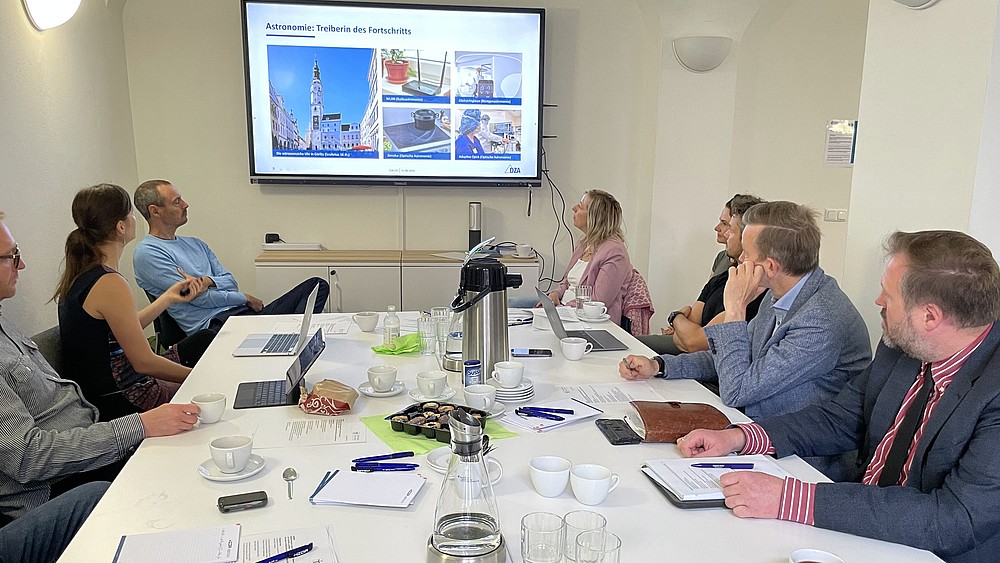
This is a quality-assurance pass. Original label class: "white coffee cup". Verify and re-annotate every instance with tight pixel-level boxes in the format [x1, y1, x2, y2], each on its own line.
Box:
[560, 337, 593, 361]
[788, 549, 845, 563]
[516, 243, 533, 257]
[463, 384, 496, 411]
[491, 360, 524, 389]
[582, 301, 607, 319]
[192, 393, 226, 424]
[570, 464, 620, 505]
[530, 456, 572, 497]
[416, 370, 448, 398]
[353, 311, 379, 332]
[367, 365, 398, 392]
[210, 435, 254, 474]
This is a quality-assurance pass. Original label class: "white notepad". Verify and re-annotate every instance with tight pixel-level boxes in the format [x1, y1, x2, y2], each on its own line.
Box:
[642, 455, 793, 501]
[309, 470, 425, 508]
[113, 523, 240, 563]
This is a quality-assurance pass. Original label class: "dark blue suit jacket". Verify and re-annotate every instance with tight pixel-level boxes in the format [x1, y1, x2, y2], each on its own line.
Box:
[760, 324, 1000, 562]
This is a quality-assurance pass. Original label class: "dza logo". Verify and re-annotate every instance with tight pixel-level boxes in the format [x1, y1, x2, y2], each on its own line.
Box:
[505, 165, 521, 174]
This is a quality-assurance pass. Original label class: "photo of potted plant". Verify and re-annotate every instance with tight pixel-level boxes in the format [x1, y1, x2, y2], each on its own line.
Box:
[381, 48, 410, 84]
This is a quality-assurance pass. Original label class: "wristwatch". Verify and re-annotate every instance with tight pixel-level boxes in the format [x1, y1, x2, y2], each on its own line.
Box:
[667, 310, 682, 327]
[653, 355, 665, 376]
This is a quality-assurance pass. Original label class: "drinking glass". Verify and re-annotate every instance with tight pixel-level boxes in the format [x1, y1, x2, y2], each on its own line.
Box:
[563, 510, 606, 562]
[575, 530, 621, 563]
[418, 316, 436, 356]
[521, 512, 564, 563]
[576, 285, 593, 315]
[432, 307, 451, 355]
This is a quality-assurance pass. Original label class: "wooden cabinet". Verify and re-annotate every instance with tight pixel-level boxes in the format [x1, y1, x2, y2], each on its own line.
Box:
[255, 250, 539, 313]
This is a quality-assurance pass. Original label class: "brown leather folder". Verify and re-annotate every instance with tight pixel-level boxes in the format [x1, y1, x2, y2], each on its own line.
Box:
[626, 401, 731, 443]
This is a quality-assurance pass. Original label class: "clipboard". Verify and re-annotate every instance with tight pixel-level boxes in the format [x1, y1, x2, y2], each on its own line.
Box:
[640, 467, 726, 509]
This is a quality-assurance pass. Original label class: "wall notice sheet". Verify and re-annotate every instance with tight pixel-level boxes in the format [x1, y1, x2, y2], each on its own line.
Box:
[240, 526, 339, 563]
[253, 417, 366, 449]
[113, 523, 240, 563]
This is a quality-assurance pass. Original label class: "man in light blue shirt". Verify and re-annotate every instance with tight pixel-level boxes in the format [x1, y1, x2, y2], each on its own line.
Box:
[132, 180, 329, 334]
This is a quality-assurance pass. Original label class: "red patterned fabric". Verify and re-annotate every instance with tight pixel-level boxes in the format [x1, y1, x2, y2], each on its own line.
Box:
[622, 269, 654, 336]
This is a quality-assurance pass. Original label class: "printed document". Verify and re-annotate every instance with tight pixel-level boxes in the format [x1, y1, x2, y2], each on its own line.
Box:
[253, 417, 366, 449]
[273, 317, 352, 336]
[556, 381, 664, 404]
[642, 455, 793, 501]
[240, 525, 339, 563]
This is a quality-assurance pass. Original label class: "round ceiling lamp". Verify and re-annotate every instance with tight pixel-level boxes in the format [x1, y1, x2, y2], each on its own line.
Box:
[672, 36, 734, 73]
[23, 0, 82, 31]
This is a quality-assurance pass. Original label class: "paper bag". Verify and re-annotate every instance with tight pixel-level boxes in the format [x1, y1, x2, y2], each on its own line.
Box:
[625, 401, 730, 443]
[298, 379, 358, 416]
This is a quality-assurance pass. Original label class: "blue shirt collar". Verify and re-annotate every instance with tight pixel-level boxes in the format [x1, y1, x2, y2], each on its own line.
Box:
[772, 270, 813, 312]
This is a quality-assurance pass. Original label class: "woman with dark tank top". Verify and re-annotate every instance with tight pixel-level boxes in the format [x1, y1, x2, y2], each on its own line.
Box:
[53, 184, 215, 420]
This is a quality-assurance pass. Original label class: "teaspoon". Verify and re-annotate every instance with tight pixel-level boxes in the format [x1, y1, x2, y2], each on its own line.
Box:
[282, 467, 298, 499]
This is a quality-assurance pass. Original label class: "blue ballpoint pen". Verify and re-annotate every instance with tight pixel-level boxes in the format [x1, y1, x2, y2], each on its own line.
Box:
[352, 465, 416, 472]
[516, 409, 564, 421]
[691, 463, 755, 469]
[519, 406, 575, 415]
[254, 542, 313, 563]
[352, 462, 419, 469]
[352, 451, 415, 463]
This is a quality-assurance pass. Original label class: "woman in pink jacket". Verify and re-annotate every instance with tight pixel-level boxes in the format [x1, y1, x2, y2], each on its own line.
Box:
[547, 189, 633, 325]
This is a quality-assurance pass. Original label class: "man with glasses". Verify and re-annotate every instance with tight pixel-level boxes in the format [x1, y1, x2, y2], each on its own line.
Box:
[0, 211, 199, 561]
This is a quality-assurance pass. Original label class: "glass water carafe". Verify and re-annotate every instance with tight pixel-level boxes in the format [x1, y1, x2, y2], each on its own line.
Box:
[430, 409, 503, 556]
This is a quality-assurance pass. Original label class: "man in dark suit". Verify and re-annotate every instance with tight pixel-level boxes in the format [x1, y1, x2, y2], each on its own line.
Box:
[678, 230, 1000, 562]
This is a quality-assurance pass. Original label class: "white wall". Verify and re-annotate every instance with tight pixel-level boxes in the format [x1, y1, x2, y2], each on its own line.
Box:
[647, 0, 868, 328]
[122, 0, 659, 302]
[845, 0, 999, 340]
[0, 0, 138, 335]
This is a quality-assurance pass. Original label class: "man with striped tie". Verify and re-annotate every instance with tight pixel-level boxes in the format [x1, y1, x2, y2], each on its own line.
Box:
[677, 230, 1000, 562]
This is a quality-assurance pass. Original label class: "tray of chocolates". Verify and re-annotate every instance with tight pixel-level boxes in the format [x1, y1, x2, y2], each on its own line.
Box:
[385, 402, 488, 442]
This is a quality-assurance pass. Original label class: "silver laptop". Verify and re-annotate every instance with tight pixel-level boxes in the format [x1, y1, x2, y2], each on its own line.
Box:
[232, 282, 320, 357]
[233, 328, 326, 409]
[535, 287, 628, 351]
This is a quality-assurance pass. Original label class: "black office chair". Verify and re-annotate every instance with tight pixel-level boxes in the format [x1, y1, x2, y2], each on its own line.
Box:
[144, 291, 188, 352]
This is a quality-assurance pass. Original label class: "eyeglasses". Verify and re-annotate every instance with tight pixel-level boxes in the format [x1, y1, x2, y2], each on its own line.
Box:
[0, 246, 21, 269]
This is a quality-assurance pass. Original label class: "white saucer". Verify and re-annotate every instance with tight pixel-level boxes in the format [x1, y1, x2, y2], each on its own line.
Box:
[359, 382, 406, 397]
[578, 312, 611, 322]
[497, 392, 534, 404]
[510, 253, 534, 259]
[426, 446, 501, 477]
[198, 454, 266, 482]
[489, 377, 533, 393]
[455, 401, 506, 418]
[408, 387, 457, 403]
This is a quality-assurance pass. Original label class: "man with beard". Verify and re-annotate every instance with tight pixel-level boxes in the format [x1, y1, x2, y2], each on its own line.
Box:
[676, 230, 1000, 562]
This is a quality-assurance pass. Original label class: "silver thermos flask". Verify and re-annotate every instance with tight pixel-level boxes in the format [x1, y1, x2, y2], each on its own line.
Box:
[450, 258, 522, 378]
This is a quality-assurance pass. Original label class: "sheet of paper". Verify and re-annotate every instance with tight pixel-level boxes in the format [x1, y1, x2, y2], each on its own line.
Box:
[556, 381, 664, 404]
[500, 397, 604, 433]
[531, 306, 586, 331]
[430, 251, 468, 261]
[273, 318, 352, 335]
[113, 524, 240, 563]
[253, 418, 367, 449]
[239, 525, 338, 563]
[643, 455, 793, 501]
[310, 470, 425, 508]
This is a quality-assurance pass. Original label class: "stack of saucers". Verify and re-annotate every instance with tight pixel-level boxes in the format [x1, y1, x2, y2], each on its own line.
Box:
[491, 378, 535, 403]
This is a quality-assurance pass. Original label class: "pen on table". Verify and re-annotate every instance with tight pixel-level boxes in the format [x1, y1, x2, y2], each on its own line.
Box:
[352, 451, 415, 463]
[254, 542, 313, 563]
[515, 409, 564, 421]
[352, 465, 417, 472]
[623, 356, 634, 371]
[691, 463, 755, 469]
[518, 406, 575, 415]
[352, 462, 419, 469]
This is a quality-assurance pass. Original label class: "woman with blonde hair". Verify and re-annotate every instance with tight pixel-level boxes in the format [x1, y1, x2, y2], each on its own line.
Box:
[54, 184, 214, 420]
[547, 189, 633, 326]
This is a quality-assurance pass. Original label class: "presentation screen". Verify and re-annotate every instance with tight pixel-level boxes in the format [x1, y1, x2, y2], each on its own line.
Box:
[241, 0, 545, 187]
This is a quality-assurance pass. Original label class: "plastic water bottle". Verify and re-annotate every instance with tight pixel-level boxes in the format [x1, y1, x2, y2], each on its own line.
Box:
[383, 305, 401, 345]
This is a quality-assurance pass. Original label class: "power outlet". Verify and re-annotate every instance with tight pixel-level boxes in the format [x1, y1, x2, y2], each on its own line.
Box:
[823, 209, 848, 223]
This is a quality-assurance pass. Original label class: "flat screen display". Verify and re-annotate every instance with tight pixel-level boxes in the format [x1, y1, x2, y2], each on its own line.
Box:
[241, 0, 545, 187]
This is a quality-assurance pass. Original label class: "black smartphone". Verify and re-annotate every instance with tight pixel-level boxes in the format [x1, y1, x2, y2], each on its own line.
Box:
[511, 348, 553, 357]
[218, 491, 268, 513]
[595, 418, 642, 445]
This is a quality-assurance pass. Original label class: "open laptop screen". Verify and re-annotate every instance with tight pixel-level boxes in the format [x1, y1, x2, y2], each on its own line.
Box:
[285, 328, 325, 400]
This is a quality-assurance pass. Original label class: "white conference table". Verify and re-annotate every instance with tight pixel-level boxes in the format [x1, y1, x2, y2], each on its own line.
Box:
[60, 312, 941, 562]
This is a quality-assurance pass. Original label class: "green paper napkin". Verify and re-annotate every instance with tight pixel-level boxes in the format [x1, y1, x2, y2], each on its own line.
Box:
[361, 414, 518, 455]
[371, 333, 421, 355]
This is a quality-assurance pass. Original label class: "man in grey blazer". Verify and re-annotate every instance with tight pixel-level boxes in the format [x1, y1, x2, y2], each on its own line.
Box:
[621, 201, 871, 420]
[678, 230, 1000, 562]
